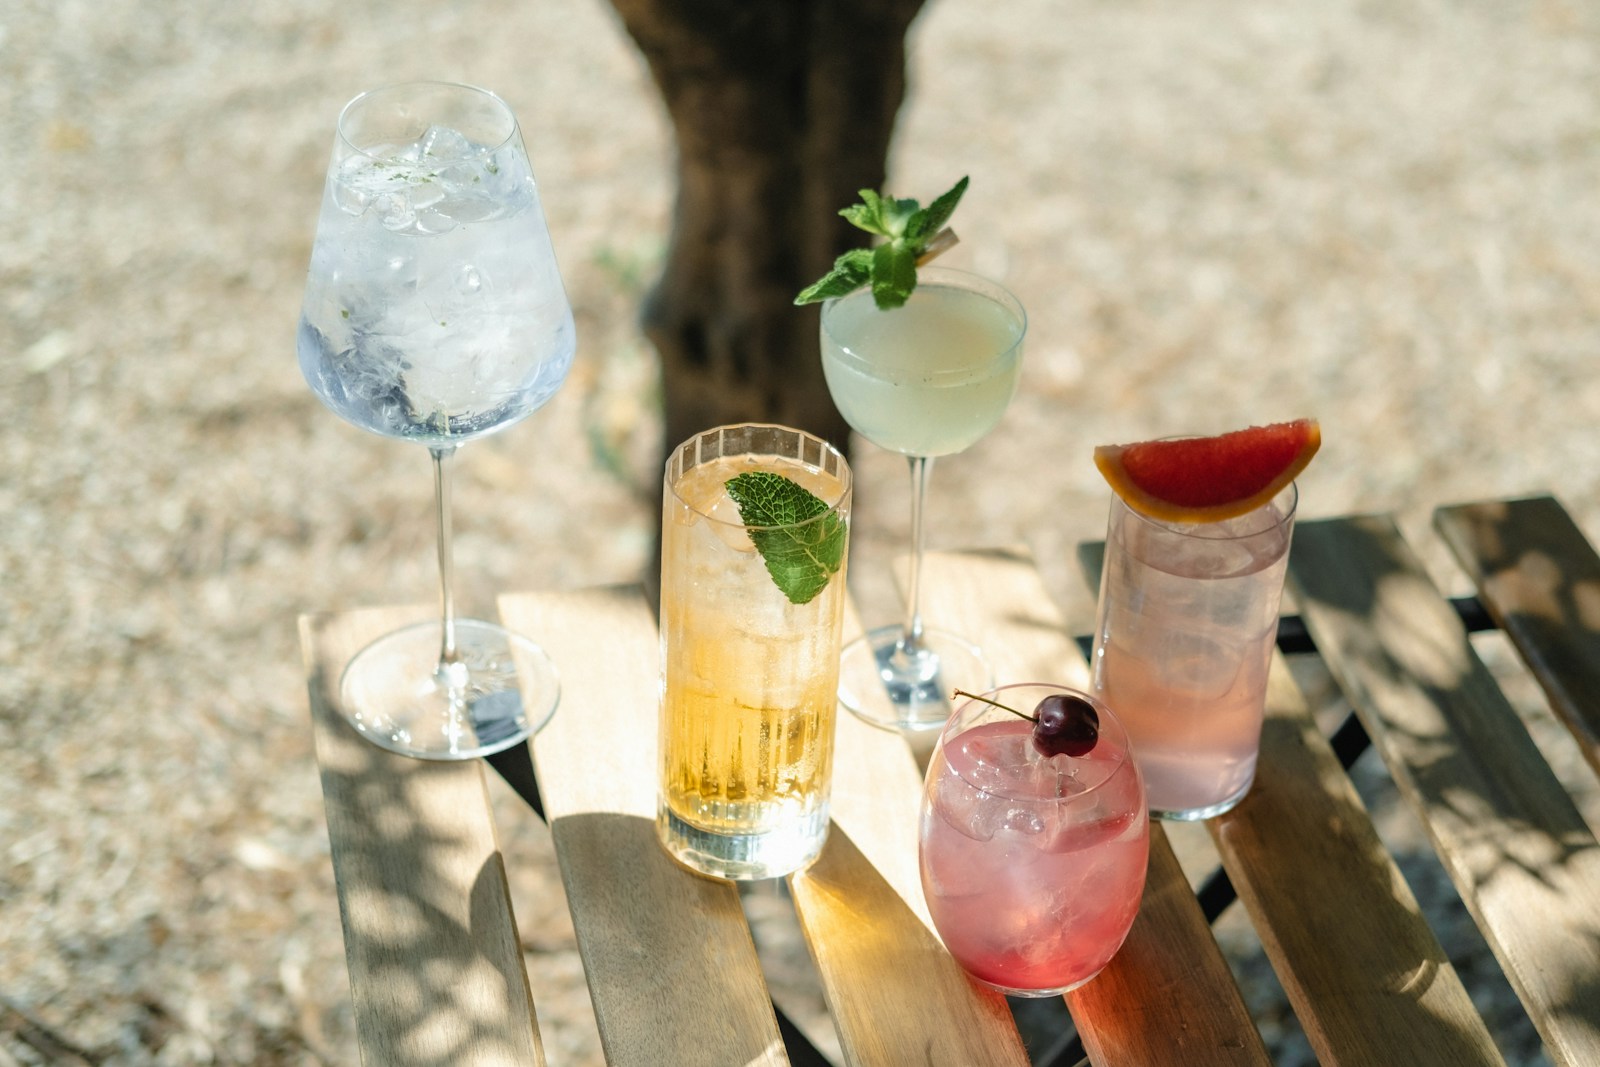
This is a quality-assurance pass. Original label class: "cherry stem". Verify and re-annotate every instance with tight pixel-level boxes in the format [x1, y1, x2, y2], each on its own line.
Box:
[951, 688, 1037, 724]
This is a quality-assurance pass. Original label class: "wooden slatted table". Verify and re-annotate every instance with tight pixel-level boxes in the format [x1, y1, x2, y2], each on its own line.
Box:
[301, 494, 1600, 1066]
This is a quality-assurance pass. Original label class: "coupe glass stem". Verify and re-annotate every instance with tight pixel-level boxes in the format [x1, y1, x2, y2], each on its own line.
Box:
[899, 454, 933, 651]
[431, 444, 460, 669]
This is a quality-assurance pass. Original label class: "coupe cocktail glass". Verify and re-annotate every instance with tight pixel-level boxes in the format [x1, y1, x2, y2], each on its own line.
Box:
[1090, 484, 1296, 819]
[821, 267, 1026, 730]
[920, 684, 1148, 995]
[298, 82, 576, 759]
[657, 424, 852, 880]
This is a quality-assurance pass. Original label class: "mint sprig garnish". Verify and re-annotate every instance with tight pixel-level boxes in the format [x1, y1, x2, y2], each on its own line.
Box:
[794, 176, 968, 310]
[725, 472, 846, 605]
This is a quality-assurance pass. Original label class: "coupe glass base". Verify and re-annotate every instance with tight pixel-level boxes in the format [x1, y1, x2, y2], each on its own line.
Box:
[337, 618, 559, 760]
[837, 624, 994, 732]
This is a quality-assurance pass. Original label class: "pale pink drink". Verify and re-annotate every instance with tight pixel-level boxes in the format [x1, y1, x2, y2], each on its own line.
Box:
[1090, 484, 1296, 820]
[919, 684, 1148, 996]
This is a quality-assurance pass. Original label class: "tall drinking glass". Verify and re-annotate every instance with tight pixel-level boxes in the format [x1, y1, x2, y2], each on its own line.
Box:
[920, 684, 1148, 995]
[821, 267, 1026, 731]
[1090, 483, 1297, 819]
[298, 82, 576, 759]
[657, 424, 852, 880]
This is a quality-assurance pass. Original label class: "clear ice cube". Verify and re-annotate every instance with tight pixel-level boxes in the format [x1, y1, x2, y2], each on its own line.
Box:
[699, 487, 757, 553]
[932, 773, 1003, 843]
[377, 191, 418, 233]
[419, 124, 475, 162]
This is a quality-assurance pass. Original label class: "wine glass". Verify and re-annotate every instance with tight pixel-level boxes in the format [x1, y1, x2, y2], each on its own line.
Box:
[820, 267, 1026, 730]
[297, 81, 576, 759]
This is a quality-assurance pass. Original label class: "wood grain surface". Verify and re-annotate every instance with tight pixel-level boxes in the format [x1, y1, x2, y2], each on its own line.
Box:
[1210, 653, 1504, 1066]
[498, 587, 786, 1067]
[1289, 515, 1600, 1067]
[301, 607, 547, 1067]
[1435, 495, 1600, 778]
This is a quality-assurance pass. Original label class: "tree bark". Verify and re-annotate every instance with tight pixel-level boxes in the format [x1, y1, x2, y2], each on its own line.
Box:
[608, 0, 929, 462]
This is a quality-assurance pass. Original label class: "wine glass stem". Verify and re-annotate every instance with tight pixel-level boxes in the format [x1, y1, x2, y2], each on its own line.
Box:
[900, 454, 934, 651]
[431, 444, 460, 669]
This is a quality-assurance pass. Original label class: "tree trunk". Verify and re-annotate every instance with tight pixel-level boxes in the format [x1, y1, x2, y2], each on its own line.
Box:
[608, 0, 929, 462]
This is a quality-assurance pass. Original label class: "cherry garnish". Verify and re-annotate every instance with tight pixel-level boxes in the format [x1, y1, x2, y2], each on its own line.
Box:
[1031, 693, 1100, 757]
[953, 689, 1101, 758]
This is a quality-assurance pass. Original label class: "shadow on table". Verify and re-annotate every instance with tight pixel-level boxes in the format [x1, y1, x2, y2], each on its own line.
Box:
[1290, 514, 1600, 1062]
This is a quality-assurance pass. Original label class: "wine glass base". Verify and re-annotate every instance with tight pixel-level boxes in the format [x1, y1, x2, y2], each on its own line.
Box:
[837, 624, 994, 732]
[337, 618, 559, 760]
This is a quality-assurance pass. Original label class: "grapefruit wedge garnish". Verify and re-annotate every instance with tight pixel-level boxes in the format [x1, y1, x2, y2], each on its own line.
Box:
[1094, 419, 1321, 523]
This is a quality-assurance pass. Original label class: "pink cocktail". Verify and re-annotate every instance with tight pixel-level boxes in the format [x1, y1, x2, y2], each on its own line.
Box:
[919, 684, 1148, 996]
[1091, 484, 1296, 819]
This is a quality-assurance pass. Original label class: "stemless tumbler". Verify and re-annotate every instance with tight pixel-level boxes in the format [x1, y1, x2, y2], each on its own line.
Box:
[657, 424, 852, 880]
[1090, 483, 1297, 819]
[919, 684, 1148, 995]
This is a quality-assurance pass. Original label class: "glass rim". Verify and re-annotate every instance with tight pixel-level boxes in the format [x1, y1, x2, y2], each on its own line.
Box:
[940, 684, 1133, 804]
[819, 266, 1027, 378]
[666, 422, 851, 533]
[1114, 480, 1299, 541]
[336, 80, 519, 163]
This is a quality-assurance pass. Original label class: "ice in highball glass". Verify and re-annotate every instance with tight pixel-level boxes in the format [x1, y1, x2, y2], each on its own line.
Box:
[298, 82, 575, 759]
[657, 424, 852, 880]
[920, 684, 1148, 995]
[1090, 484, 1296, 819]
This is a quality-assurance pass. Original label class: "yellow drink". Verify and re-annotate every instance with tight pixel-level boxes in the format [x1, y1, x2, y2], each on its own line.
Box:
[657, 424, 852, 880]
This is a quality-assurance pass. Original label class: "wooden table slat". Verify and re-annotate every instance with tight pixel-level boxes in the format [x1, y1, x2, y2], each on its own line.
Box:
[1288, 515, 1600, 1067]
[1213, 654, 1504, 1066]
[1434, 495, 1600, 778]
[300, 608, 547, 1067]
[823, 602, 939, 930]
[783, 602, 1032, 1067]
[498, 588, 786, 1067]
[790, 827, 1029, 1067]
[917, 548, 1271, 1066]
[1078, 539, 1503, 1066]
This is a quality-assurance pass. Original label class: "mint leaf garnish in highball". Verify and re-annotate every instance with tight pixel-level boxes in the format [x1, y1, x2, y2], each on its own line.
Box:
[794, 176, 969, 310]
[725, 471, 846, 605]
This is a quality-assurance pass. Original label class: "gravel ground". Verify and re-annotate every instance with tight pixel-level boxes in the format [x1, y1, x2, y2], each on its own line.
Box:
[5, 0, 1600, 1064]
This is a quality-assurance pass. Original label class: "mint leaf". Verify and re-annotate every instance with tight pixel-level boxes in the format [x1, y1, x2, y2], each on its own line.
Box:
[794, 248, 873, 304]
[872, 242, 917, 309]
[905, 176, 968, 244]
[842, 190, 917, 237]
[794, 176, 970, 309]
[841, 192, 889, 236]
[725, 471, 846, 605]
[881, 196, 920, 238]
